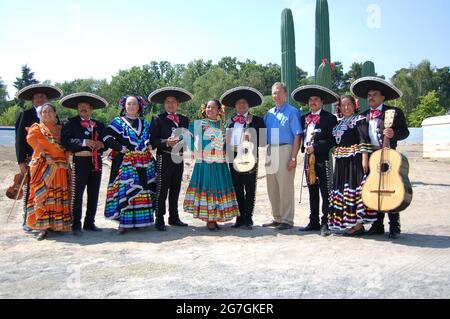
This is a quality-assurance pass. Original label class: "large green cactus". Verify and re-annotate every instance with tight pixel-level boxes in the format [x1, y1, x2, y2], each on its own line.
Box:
[359, 61, 376, 112]
[281, 8, 297, 105]
[316, 59, 333, 113]
[315, 0, 331, 79]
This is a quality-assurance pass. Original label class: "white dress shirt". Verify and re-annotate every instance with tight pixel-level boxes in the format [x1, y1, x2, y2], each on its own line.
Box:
[369, 105, 384, 147]
[231, 112, 248, 147]
[304, 109, 322, 148]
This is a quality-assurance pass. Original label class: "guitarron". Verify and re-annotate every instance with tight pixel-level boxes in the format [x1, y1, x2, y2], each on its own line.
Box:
[362, 110, 413, 212]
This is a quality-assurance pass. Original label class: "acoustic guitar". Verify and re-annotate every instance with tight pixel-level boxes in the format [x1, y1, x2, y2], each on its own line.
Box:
[234, 140, 257, 173]
[233, 116, 257, 173]
[362, 110, 413, 212]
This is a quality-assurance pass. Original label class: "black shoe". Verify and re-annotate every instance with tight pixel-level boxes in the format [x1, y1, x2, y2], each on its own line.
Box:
[156, 223, 167, 232]
[73, 229, 83, 237]
[243, 223, 253, 230]
[276, 223, 294, 231]
[320, 225, 331, 237]
[365, 225, 385, 236]
[299, 223, 321, 232]
[169, 220, 188, 227]
[231, 218, 244, 228]
[36, 231, 48, 241]
[23, 225, 33, 233]
[83, 224, 102, 232]
[389, 228, 401, 240]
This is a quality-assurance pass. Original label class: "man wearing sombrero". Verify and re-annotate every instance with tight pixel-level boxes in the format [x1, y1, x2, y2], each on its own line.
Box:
[351, 77, 409, 239]
[293, 85, 339, 237]
[149, 87, 193, 231]
[15, 84, 63, 231]
[220, 86, 267, 229]
[61, 93, 108, 236]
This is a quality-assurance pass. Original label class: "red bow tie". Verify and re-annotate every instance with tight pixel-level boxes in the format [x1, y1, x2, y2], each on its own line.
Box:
[370, 110, 383, 121]
[167, 114, 180, 125]
[233, 114, 247, 125]
[81, 119, 96, 129]
[306, 114, 320, 126]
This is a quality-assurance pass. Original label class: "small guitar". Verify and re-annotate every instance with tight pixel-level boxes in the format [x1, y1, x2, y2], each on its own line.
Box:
[233, 116, 257, 173]
[233, 140, 257, 173]
[362, 110, 413, 212]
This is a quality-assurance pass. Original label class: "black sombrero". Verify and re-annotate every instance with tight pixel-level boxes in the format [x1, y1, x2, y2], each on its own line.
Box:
[60, 92, 108, 110]
[220, 86, 264, 108]
[351, 77, 403, 101]
[292, 85, 340, 105]
[148, 87, 193, 104]
[16, 84, 63, 101]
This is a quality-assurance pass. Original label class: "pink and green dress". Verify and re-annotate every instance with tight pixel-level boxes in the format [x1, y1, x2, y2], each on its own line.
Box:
[184, 119, 240, 222]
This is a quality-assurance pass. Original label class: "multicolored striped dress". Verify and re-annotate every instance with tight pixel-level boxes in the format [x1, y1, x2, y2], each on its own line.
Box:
[184, 119, 240, 222]
[25, 123, 72, 232]
[328, 114, 377, 231]
[104, 117, 157, 229]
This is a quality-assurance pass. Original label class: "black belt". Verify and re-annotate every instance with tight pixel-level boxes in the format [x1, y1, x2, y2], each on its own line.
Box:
[159, 151, 184, 157]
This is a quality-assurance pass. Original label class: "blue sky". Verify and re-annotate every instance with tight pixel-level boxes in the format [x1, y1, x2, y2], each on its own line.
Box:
[1, 0, 449, 97]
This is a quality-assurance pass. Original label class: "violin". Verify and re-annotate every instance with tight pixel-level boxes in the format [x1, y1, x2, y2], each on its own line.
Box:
[305, 132, 317, 186]
[6, 173, 28, 200]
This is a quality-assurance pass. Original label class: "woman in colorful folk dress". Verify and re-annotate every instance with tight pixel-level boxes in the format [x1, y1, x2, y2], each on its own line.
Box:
[328, 95, 377, 236]
[184, 100, 240, 231]
[25, 103, 72, 241]
[103, 96, 157, 234]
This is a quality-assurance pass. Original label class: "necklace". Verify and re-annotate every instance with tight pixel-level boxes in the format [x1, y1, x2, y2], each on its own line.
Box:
[333, 115, 355, 145]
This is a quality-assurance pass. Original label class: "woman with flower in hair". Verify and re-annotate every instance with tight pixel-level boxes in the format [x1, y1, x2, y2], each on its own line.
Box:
[103, 96, 157, 233]
[184, 99, 240, 231]
[328, 95, 377, 236]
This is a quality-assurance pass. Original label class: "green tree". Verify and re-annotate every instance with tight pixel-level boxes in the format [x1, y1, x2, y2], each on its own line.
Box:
[14, 65, 39, 108]
[252, 96, 274, 118]
[14, 64, 39, 91]
[331, 61, 349, 95]
[408, 91, 446, 127]
[435, 66, 450, 112]
[346, 62, 363, 84]
[0, 77, 8, 112]
[392, 60, 438, 115]
[0, 105, 22, 126]
[181, 59, 213, 93]
[262, 63, 282, 95]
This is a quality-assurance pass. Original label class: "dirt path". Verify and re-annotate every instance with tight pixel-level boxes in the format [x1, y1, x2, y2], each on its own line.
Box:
[0, 145, 449, 299]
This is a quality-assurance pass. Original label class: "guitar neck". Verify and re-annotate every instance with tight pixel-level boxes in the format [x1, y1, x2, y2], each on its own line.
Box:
[383, 136, 391, 149]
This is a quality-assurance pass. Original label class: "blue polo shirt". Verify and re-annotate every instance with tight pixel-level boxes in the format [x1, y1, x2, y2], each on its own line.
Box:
[264, 103, 303, 145]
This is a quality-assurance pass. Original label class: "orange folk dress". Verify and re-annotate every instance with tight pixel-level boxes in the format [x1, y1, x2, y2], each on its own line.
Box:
[25, 123, 72, 232]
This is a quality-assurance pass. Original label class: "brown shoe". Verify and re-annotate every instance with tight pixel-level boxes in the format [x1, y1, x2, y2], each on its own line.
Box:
[276, 223, 294, 231]
[262, 221, 281, 228]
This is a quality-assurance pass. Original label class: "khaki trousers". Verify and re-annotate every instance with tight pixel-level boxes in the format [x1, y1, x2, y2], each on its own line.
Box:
[266, 145, 296, 226]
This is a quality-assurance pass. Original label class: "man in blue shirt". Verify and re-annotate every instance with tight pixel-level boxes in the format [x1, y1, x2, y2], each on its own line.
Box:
[263, 82, 303, 230]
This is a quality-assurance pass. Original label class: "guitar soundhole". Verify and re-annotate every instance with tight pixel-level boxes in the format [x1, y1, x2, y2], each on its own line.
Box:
[380, 163, 390, 173]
